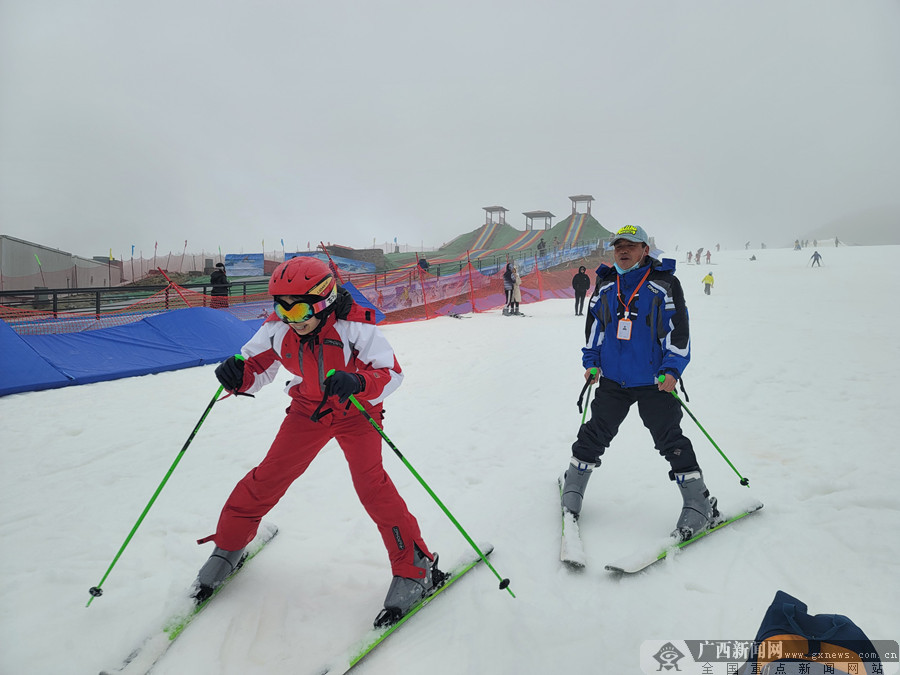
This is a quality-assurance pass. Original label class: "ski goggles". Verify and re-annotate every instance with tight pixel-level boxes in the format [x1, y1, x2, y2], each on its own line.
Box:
[273, 286, 337, 323]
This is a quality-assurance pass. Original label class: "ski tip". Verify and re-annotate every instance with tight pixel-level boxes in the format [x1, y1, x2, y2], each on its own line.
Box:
[563, 560, 586, 571]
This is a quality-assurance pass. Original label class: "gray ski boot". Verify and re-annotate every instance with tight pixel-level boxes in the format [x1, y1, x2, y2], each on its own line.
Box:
[193, 546, 247, 603]
[374, 546, 444, 628]
[561, 457, 596, 517]
[672, 471, 719, 542]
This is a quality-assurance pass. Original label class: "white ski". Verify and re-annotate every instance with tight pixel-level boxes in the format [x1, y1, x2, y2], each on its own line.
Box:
[604, 502, 764, 574]
[558, 476, 586, 569]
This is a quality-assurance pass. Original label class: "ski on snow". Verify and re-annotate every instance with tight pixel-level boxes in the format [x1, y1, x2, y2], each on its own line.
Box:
[558, 476, 586, 569]
[316, 545, 494, 675]
[558, 474, 764, 573]
[99, 521, 279, 675]
[603, 502, 764, 574]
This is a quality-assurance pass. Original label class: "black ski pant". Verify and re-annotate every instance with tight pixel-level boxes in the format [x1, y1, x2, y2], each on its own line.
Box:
[571, 377, 700, 479]
[574, 292, 586, 315]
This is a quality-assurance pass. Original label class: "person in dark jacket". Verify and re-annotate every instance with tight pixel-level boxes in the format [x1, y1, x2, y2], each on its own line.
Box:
[560, 225, 718, 543]
[210, 263, 230, 308]
[572, 266, 590, 316]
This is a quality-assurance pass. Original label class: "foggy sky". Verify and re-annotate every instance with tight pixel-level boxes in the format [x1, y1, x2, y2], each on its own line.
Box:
[1, 1, 899, 259]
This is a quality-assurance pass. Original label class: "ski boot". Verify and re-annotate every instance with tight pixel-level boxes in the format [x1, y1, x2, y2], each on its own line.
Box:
[192, 546, 247, 603]
[672, 471, 719, 542]
[561, 457, 596, 517]
[374, 546, 445, 628]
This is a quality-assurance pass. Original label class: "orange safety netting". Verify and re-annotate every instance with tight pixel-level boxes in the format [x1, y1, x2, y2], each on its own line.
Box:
[1, 262, 593, 335]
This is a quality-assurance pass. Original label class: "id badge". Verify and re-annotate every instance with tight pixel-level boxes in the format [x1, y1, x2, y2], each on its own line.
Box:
[617, 318, 632, 340]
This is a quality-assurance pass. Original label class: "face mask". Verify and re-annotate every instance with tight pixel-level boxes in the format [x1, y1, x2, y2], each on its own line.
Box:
[614, 261, 642, 274]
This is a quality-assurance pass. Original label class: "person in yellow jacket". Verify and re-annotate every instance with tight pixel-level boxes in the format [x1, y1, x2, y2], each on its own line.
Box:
[702, 272, 714, 295]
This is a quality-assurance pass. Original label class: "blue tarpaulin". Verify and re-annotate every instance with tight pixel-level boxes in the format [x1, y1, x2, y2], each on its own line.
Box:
[0, 319, 72, 395]
[0, 308, 260, 397]
[0, 291, 380, 397]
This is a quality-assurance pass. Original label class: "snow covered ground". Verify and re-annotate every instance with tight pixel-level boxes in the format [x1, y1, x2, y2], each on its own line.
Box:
[2, 244, 898, 675]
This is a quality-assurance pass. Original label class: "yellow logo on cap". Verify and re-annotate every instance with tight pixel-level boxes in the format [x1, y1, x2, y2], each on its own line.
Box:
[617, 225, 638, 236]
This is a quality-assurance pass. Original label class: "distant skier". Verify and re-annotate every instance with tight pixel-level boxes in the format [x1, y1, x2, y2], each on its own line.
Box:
[810, 251, 823, 267]
[572, 266, 590, 316]
[702, 272, 714, 295]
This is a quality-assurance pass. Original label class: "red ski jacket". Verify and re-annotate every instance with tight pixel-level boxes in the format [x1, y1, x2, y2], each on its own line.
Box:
[234, 304, 402, 409]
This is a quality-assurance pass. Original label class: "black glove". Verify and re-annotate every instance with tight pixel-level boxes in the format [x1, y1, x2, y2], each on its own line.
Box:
[332, 287, 354, 320]
[325, 371, 365, 403]
[215, 356, 245, 392]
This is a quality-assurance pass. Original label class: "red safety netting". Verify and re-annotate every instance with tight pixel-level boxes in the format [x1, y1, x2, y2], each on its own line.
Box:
[1, 262, 595, 335]
[342, 261, 582, 323]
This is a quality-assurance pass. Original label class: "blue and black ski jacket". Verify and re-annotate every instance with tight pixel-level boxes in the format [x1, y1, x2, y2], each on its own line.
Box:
[583, 257, 690, 387]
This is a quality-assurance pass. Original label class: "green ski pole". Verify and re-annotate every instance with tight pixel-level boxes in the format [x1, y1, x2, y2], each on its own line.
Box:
[327, 370, 515, 598]
[87, 357, 242, 606]
[658, 375, 749, 487]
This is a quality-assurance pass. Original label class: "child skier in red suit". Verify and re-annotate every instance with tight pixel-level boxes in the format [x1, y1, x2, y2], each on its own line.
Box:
[197, 256, 439, 627]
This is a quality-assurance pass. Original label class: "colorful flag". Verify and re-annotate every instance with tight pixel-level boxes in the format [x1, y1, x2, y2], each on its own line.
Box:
[34, 254, 42, 266]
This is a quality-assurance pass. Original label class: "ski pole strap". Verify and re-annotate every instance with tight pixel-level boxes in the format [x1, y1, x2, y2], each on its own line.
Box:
[576, 368, 598, 413]
[310, 386, 333, 422]
[578, 368, 597, 424]
[577, 368, 599, 416]
[576, 379, 591, 414]
[678, 377, 689, 402]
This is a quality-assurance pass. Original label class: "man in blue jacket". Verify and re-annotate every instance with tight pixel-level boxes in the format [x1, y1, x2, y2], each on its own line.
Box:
[560, 225, 718, 541]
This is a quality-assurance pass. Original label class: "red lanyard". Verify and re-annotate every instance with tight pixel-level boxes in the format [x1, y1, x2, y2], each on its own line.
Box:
[616, 266, 652, 315]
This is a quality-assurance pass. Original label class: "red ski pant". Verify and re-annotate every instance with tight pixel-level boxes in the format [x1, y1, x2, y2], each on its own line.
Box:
[213, 401, 431, 579]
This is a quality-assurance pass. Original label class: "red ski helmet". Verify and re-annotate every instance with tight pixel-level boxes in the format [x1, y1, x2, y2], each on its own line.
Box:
[268, 257, 337, 320]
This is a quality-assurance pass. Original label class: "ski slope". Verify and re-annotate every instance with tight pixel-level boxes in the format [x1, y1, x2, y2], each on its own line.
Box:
[2, 245, 898, 674]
